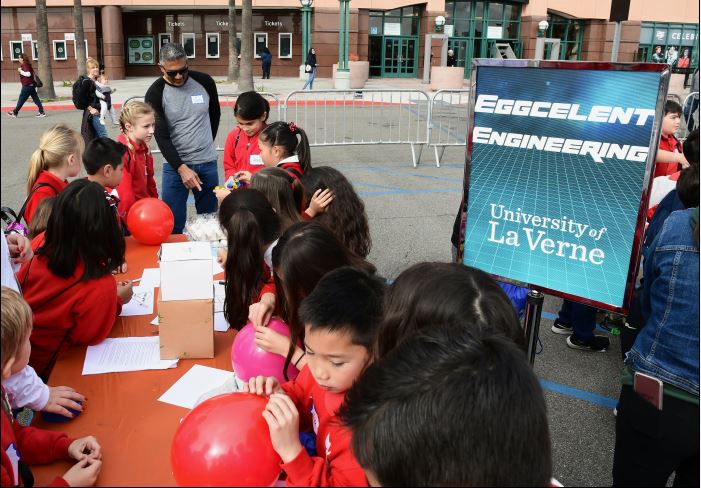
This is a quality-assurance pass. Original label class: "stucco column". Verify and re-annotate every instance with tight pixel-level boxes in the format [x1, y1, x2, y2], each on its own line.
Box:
[101, 6, 125, 79]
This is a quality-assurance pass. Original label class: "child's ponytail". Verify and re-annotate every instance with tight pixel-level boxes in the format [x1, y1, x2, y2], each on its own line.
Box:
[223, 209, 265, 329]
[294, 125, 312, 174]
[218, 189, 281, 331]
[26, 124, 81, 194]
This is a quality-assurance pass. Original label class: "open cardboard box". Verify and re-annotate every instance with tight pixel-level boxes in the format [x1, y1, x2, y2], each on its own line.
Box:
[158, 241, 214, 359]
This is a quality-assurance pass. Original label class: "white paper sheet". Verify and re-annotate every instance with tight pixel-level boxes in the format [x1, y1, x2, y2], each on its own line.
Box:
[213, 280, 225, 313]
[119, 286, 154, 317]
[82, 337, 178, 375]
[150, 316, 159, 325]
[214, 311, 230, 332]
[158, 364, 235, 409]
[139, 268, 161, 289]
[161, 241, 212, 261]
[212, 246, 224, 275]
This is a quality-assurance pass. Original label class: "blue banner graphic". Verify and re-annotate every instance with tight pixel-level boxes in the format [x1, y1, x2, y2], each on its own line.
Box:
[463, 65, 663, 308]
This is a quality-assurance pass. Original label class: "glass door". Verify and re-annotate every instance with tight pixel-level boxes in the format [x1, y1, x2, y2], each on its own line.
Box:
[383, 37, 417, 77]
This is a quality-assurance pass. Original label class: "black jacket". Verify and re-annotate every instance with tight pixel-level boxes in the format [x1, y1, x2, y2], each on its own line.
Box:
[305, 53, 317, 68]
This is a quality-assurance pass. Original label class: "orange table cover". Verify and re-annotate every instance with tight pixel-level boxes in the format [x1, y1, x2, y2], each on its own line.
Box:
[32, 236, 235, 487]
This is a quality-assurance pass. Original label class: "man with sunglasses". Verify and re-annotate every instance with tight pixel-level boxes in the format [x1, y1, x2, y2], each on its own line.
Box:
[145, 42, 221, 234]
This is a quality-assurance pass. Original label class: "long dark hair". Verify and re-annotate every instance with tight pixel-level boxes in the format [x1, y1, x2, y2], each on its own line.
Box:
[219, 189, 281, 330]
[18, 53, 31, 68]
[302, 166, 372, 257]
[375, 262, 526, 358]
[260, 121, 312, 174]
[251, 167, 305, 231]
[272, 221, 375, 377]
[37, 179, 125, 279]
[234, 91, 270, 122]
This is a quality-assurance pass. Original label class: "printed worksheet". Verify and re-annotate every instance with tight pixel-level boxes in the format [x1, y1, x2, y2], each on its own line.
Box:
[82, 337, 178, 375]
[119, 286, 154, 317]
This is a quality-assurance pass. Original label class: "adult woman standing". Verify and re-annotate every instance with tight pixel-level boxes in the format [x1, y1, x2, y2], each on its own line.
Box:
[78, 58, 108, 144]
[302, 48, 317, 90]
[7, 53, 46, 118]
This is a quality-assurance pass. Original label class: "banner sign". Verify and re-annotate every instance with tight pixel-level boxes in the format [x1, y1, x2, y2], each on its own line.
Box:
[461, 61, 668, 311]
[127, 36, 155, 65]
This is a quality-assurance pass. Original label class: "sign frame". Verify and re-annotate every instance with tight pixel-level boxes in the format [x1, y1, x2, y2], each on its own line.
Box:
[457, 59, 670, 314]
[127, 36, 156, 65]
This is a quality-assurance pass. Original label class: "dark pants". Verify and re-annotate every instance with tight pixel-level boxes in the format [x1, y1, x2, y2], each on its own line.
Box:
[613, 385, 700, 486]
[621, 286, 644, 360]
[12, 84, 44, 115]
[162, 160, 219, 234]
[262, 63, 271, 79]
[556, 299, 597, 342]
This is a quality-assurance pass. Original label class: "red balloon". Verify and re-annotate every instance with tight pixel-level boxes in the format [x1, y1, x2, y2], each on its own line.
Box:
[171, 393, 281, 486]
[126, 198, 174, 245]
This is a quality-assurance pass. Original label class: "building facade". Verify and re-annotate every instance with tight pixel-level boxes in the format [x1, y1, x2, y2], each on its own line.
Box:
[1, 0, 698, 82]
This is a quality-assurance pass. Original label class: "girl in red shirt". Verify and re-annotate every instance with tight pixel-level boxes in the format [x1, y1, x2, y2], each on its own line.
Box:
[17, 180, 133, 381]
[24, 125, 83, 225]
[222, 91, 270, 180]
[115, 100, 158, 222]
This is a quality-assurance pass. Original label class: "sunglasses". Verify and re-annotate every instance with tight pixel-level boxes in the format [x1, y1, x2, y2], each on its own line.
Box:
[163, 66, 189, 78]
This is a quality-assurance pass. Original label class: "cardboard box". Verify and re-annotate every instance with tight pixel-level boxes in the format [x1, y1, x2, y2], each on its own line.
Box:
[158, 241, 215, 359]
[158, 288, 214, 359]
[160, 241, 212, 301]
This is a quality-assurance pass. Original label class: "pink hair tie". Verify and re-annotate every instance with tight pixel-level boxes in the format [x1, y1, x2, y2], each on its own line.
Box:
[289, 122, 298, 133]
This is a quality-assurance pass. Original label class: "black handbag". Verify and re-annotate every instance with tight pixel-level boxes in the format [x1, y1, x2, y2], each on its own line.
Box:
[34, 73, 43, 88]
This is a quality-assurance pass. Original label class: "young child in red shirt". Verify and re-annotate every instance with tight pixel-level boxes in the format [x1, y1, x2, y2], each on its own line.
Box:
[223, 91, 270, 180]
[654, 100, 689, 178]
[23, 125, 83, 225]
[83, 137, 127, 218]
[244, 267, 385, 487]
[17, 180, 133, 381]
[1, 287, 102, 487]
[115, 101, 159, 221]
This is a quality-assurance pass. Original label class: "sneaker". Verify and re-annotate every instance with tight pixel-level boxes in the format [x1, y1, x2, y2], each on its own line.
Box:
[6, 112, 16, 118]
[613, 407, 618, 417]
[566, 335, 610, 352]
[36, 112, 46, 118]
[551, 319, 573, 335]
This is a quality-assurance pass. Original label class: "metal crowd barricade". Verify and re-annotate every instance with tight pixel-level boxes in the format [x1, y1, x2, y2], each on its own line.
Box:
[283, 89, 431, 167]
[427, 89, 470, 167]
[680, 91, 699, 139]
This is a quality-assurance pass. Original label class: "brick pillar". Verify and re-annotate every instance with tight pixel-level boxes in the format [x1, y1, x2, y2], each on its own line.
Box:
[102, 6, 125, 79]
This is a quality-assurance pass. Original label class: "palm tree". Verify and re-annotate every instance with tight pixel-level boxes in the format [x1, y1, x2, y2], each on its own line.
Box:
[227, 0, 239, 82]
[238, 0, 254, 91]
[73, 0, 87, 77]
[35, 0, 56, 99]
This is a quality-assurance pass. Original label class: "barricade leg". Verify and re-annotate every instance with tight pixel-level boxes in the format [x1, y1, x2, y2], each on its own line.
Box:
[523, 290, 545, 366]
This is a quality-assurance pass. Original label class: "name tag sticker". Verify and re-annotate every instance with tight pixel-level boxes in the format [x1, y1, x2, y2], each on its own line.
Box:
[250, 154, 263, 166]
[191, 95, 204, 104]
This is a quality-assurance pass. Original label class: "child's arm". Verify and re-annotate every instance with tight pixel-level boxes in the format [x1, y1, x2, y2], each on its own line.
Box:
[222, 129, 240, 180]
[12, 423, 73, 466]
[656, 148, 689, 167]
[68, 278, 122, 346]
[115, 152, 135, 219]
[146, 154, 158, 198]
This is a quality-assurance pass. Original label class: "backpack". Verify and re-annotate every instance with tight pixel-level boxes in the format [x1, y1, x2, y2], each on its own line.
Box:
[72, 76, 91, 110]
[1, 183, 52, 236]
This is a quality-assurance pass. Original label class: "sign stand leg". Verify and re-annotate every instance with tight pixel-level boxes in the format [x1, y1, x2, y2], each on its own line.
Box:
[523, 289, 545, 366]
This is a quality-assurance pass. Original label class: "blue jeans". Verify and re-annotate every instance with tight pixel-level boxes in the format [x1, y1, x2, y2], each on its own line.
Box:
[303, 67, 316, 90]
[162, 160, 219, 234]
[90, 114, 108, 138]
[557, 299, 597, 343]
[12, 85, 44, 115]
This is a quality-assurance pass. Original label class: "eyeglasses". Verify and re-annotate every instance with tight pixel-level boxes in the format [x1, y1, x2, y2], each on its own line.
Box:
[163, 66, 189, 78]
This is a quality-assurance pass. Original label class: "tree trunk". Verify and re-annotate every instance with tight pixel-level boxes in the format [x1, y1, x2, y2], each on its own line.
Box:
[238, 0, 254, 91]
[35, 0, 56, 99]
[227, 0, 239, 82]
[73, 0, 87, 77]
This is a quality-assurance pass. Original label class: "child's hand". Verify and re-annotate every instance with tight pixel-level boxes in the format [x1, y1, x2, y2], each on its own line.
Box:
[62, 457, 102, 487]
[306, 188, 334, 218]
[111, 262, 128, 275]
[214, 187, 231, 204]
[216, 248, 227, 268]
[241, 375, 282, 396]
[254, 324, 290, 357]
[117, 280, 134, 304]
[262, 393, 303, 463]
[44, 386, 85, 418]
[248, 293, 275, 328]
[68, 436, 102, 461]
[234, 171, 252, 184]
[6, 234, 33, 264]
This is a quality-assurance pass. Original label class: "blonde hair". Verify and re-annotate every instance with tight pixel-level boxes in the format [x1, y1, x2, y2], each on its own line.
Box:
[1, 287, 32, 371]
[86, 57, 99, 73]
[26, 124, 82, 194]
[119, 100, 155, 149]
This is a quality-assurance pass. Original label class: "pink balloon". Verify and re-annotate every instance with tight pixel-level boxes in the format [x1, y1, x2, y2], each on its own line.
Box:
[232, 318, 300, 384]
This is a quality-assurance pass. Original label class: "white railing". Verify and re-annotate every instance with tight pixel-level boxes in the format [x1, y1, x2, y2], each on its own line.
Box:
[427, 89, 470, 167]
